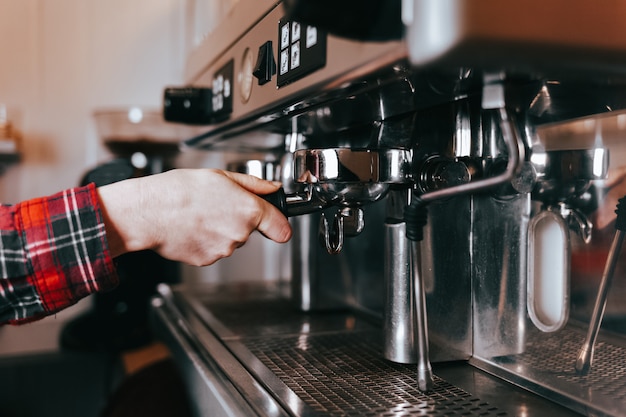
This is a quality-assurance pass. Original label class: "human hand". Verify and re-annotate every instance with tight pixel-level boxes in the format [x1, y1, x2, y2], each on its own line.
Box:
[97, 168, 292, 266]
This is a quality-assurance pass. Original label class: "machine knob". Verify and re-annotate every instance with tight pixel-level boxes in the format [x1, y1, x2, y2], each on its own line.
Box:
[283, 0, 403, 41]
[252, 41, 277, 86]
[419, 158, 471, 193]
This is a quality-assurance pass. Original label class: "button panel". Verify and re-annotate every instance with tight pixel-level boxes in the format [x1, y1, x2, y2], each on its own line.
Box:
[212, 59, 234, 120]
[277, 18, 327, 88]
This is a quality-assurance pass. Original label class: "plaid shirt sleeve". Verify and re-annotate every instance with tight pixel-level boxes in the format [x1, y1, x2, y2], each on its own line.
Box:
[0, 183, 119, 324]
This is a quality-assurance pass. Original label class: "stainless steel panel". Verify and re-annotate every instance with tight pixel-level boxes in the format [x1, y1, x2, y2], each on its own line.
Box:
[421, 196, 473, 362]
[383, 220, 415, 364]
[471, 193, 529, 358]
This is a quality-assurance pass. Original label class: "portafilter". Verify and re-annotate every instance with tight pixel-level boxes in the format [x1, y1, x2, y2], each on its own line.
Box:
[262, 148, 412, 253]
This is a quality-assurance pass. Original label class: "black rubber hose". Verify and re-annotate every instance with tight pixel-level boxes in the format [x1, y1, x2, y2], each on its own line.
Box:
[404, 196, 429, 242]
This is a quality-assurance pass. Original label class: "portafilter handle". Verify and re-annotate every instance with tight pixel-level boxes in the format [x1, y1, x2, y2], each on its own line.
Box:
[261, 186, 326, 217]
[261, 188, 290, 217]
[261, 187, 367, 254]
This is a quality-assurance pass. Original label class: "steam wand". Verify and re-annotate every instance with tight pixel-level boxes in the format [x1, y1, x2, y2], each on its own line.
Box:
[404, 197, 433, 392]
[575, 196, 626, 375]
[402, 81, 526, 392]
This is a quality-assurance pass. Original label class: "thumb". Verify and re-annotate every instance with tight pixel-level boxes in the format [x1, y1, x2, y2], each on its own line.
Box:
[222, 170, 292, 242]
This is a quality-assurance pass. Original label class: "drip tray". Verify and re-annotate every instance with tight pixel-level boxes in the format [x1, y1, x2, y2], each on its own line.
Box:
[166, 284, 578, 417]
[241, 332, 506, 416]
[474, 324, 626, 416]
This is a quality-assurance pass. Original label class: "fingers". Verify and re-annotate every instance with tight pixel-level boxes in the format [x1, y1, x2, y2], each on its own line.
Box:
[256, 200, 292, 243]
[221, 170, 282, 194]
[219, 169, 292, 242]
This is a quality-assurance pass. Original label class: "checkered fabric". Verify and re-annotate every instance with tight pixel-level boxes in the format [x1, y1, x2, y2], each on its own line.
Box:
[0, 183, 118, 324]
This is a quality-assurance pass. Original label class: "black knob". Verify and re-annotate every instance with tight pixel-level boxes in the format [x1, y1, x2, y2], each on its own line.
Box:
[253, 41, 277, 86]
[283, 0, 403, 41]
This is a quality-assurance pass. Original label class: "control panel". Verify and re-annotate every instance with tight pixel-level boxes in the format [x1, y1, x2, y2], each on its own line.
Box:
[165, 3, 403, 134]
[277, 18, 327, 88]
[211, 59, 234, 121]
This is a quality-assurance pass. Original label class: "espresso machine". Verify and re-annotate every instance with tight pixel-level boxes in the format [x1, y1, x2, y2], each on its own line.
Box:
[152, 1, 626, 415]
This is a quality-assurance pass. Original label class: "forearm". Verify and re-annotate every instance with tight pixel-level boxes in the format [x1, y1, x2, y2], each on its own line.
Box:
[1, 168, 292, 324]
[0, 184, 119, 324]
[97, 176, 156, 258]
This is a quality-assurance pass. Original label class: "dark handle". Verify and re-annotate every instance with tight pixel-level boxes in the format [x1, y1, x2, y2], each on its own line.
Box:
[261, 188, 289, 217]
[616, 196, 626, 231]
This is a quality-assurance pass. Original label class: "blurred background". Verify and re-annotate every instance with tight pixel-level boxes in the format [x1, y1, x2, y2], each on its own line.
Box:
[0, 0, 188, 354]
[0, 2, 194, 416]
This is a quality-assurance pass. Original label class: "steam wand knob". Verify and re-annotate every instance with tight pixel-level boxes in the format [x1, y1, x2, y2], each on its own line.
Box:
[575, 195, 626, 375]
[404, 196, 434, 392]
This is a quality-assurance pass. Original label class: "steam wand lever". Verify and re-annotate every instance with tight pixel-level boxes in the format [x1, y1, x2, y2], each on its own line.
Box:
[404, 196, 434, 392]
[575, 195, 626, 375]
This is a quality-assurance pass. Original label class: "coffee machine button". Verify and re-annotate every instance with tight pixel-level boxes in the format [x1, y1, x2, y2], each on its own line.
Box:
[252, 41, 277, 86]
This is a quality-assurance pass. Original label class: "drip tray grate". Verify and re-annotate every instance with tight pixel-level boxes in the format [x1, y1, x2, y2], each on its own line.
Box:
[474, 324, 626, 415]
[523, 327, 626, 397]
[244, 332, 507, 416]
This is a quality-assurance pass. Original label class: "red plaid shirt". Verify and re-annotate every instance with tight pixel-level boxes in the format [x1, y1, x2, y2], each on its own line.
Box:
[0, 183, 119, 324]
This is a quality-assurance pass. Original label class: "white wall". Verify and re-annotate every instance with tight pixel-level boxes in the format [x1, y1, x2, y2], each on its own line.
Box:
[0, 0, 186, 202]
[0, 0, 186, 354]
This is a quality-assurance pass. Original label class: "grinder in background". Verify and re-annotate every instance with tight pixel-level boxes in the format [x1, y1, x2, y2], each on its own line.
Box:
[60, 149, 181, 353]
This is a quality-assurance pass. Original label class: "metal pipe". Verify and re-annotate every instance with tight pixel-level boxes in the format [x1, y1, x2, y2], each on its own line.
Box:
[575, 229, 625, 375]
[411, 242, 434, 391]
[420, 107, 525, 204]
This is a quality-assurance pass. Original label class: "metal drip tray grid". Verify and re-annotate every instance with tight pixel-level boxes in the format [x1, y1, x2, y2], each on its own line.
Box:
[474, 324, 626, 416]
[242, 332, 506, 416]
[172, 287, 576, 416]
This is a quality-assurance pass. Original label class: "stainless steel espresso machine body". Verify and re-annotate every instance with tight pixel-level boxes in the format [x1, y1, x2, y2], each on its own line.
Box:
[153, 1, 626, 415]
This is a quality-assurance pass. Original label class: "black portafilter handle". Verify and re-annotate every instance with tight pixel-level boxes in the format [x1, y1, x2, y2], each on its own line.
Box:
[261, 187, 290, 217]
